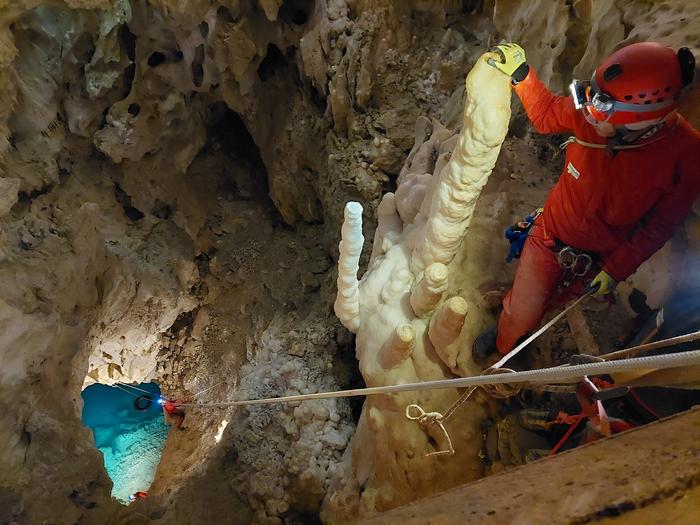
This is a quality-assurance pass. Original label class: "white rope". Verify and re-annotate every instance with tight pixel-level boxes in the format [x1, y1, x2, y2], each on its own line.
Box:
[114, 384, 145, 399]
[116, 382, 154, 395]
[405, 403, 460, 457]
[192, 381, 225, 398]
[177, 349, 700, 408]
[491, 289, 595, 370]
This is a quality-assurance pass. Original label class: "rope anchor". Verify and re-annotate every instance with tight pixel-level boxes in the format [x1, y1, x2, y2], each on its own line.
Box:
[404, 292, 601, 457]
[405, 404, 454, 456]
[405, 386, 480, 457]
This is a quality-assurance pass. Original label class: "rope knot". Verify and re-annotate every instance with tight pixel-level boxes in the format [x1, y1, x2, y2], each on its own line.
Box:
[405, 404, 444, 425]
[481, 367, 521, 398]
[405, 404, 454, 457]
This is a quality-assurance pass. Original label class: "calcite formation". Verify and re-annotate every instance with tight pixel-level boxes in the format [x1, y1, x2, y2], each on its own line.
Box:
[2, 0, 700, 524]
[328, 53, 511, 519]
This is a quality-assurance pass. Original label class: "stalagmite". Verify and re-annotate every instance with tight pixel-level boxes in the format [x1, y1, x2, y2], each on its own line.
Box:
[410, 54, 512, 274]
[334, 202, 364, 333]
[370, 193, 403, 263]
[3, 0, 699, 523]
[379, 324, 416, 369]
[428, 297, 469, 371]
[410, 262, 448, 317]
[328, 52, 512, 521]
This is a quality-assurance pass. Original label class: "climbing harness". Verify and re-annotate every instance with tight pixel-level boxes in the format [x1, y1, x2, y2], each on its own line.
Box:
[557, 246, 593, 276]
[504, 208, 595, 288]
[556, 245, 594, 288]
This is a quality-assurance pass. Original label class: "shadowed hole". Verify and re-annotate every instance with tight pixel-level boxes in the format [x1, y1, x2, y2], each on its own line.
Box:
[147, 51, 166, 67]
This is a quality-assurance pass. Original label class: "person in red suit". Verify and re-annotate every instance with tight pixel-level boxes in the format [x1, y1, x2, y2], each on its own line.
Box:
[162, 397, 186, 429]
[128, 491, 148, 503]
[473, 42, 700, 364]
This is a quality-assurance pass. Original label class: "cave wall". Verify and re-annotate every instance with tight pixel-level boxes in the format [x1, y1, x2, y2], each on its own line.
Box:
[0, 0, 699, 524]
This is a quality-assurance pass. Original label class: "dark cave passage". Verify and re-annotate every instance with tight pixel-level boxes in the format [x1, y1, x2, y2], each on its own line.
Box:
[205, 103, 272, 206]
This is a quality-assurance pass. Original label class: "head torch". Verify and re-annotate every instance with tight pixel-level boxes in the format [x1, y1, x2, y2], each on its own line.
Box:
[570, 73, 676, 123]
[569, 78, 614, 114]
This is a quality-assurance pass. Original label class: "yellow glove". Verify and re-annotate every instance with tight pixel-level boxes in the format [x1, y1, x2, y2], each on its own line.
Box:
[589, 270, 617, 296]
[486, 43, 529, 82]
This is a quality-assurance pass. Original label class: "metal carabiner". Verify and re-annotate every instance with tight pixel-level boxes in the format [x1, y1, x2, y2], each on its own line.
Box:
[572, 252, 593, 276]
[557, 247, 592, 277]
[557, 246, 577, 270]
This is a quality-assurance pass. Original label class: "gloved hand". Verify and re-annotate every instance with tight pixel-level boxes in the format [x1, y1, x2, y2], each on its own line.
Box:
[588, 270, 618, 296]
[487, 43, 529, 83]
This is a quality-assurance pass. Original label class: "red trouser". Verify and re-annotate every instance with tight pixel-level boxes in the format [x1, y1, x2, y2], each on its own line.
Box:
[496, 218, 595, 354]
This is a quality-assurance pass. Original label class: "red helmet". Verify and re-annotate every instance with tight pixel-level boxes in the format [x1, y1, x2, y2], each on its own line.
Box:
[576, 42, 694, 125]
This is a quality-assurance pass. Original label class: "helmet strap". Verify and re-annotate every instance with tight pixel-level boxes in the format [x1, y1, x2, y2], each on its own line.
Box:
[611, 113, 675, 148]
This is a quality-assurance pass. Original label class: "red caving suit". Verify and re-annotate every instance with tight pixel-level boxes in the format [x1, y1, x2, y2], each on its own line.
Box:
[496, 68, 700, 354]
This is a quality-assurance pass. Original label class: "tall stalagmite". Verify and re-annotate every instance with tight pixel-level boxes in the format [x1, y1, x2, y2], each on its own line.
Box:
[327, 52, 511, 521]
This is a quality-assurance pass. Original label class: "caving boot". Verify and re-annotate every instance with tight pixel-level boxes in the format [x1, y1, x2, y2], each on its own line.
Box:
[472, 326, 498, 366]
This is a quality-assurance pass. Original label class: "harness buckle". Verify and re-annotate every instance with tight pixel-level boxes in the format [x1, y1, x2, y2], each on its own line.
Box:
[557, 246, 593, 277]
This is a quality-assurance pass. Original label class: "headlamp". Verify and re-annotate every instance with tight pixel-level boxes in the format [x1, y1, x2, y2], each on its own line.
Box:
[570, 78, 615, 114]
[571, 72, 675, 123]
[590, 91, 614, 113]
[569, 79, 590, 110]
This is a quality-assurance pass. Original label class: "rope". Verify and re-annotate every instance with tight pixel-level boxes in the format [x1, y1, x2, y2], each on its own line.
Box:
[602, 330, 700, 361]
[115, 382, 154, 395]
[113, 383, 150, 399]
[549, 414, 585, 456]
[559, 131, 669, 151]
[405, 369, 533, 456]
[405, 403, 460, 457]
[412, 328, 700, 456]
[177, 349, 700, 409]
[628, 388, 663, 420]
[491, 289, 596, 371]
[401, 292, 594, 456]
[192, 381, 225, 398]
[179, 346, 700, 457]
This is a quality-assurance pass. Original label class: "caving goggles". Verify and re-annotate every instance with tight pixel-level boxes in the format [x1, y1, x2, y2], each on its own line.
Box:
[570, 74, 676, 123]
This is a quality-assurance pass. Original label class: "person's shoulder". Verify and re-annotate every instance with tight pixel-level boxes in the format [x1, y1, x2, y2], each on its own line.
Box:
[669, 116, 700, 163]
[671, 117, 700, 188]
[675, 115, 700, 142]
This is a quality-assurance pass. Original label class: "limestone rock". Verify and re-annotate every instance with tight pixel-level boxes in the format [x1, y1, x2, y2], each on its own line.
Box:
[1, 1, 699, 524]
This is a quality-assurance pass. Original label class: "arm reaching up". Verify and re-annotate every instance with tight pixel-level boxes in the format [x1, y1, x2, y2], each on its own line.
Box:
[488, 42, 576, 134]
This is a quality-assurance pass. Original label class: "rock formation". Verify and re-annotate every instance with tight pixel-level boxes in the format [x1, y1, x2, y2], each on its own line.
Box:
[326, 52, 511, 520]
[0, 1, 699, 524]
